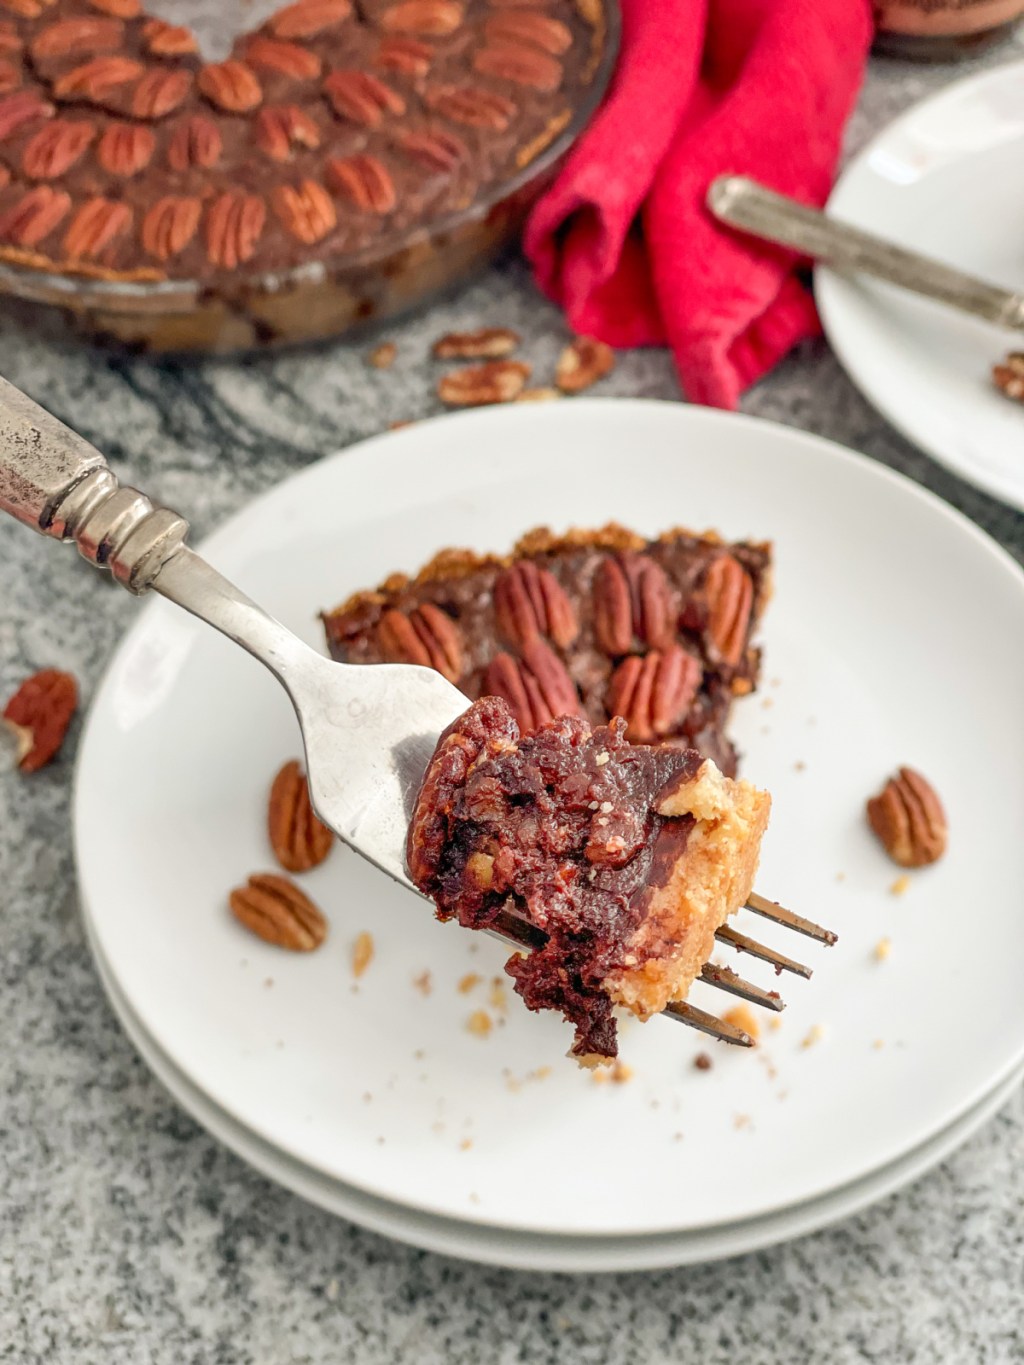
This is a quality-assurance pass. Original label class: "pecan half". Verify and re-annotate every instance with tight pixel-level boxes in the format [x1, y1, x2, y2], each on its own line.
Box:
[3, 668, 77, 772]
[166, 114, 221, 170]
[380, 0, 463, 35]
[255, 104, 320, 160]
[375, 35, 432, 75]
[437, 359, 530, 405]
[229, 872, 327, 951]
[205, 190, 265, 268]
[268, 0, 351, 39]
[0, 24, 20, 56]
[268, 759, 333, 872]
[30, 17, 123, 59]
[473, 42, 561, 91]
[376, 603, 463, 682]
[141, 18, 198, 56]
[484, 11, 572, 52]
[0, 62, 17, 94]
[866, 768, 947, 868]
[0, 91, 54, 141]
[593, 553, 676, 655]
[53, 55, 143, 101]
[198, 60, 262, 113]
[483, 640, 580, 733]
[87, 0, 141, 16]
[395, 127, 465, 171]
[0, 0, 45, 16]
[245, 35, 321, 79]
[271, 178, 335, 243]
[606, 646, 701, 743]
[0, 185, 70, 246]
[140, 194, 201, 260]
[21, 119, 94, 179]
[131, 66, 191, 119]
[63, 196, 131, 259]
[425, 85, 515, 130]
[324, 69, 404, 126]
[556, 336, 614, 393]
[326, 153, 396, 213]
[97, 120, 155, 175]
[433, 327, 520, 359]
[993, 352, 1024, 404]
[494, 560, 578, 651]
[703, 554, 753, 667]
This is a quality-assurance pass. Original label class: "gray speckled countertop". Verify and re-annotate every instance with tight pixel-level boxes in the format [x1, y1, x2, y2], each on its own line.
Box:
[3, 37, 1024, 1365]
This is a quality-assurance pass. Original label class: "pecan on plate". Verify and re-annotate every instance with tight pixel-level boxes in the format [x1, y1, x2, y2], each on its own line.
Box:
[229, 872, 327, 950]
[3, 668, 78, 772]
[993, 353, 1024, 404]
[866, 767, 947, 868]
[268, 759, 333, 873]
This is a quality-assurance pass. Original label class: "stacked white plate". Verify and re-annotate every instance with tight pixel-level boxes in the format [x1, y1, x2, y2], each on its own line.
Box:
[75, 401, 1024, 1271]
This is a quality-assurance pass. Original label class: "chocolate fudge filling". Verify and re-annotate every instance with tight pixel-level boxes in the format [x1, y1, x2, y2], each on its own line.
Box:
[407, 696, 707, 1059]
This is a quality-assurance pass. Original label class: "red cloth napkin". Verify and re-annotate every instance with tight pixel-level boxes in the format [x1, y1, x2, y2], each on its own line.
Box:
[525, 0, 873, 408]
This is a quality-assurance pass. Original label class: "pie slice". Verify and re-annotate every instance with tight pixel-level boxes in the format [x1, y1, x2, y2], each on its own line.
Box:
[407, 696, 771, 1063]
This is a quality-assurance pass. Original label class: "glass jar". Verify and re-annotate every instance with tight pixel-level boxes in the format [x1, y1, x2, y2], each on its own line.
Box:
[874, 1, 1024, 59]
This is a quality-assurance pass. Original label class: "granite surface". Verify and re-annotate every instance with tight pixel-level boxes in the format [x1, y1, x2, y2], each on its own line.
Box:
[2, 33, 1024, 1365]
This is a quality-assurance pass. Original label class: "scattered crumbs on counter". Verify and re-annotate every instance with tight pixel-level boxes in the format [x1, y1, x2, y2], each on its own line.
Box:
[263, 978, 274, 989]
[459, 1138, 473, 1152]
[891, 874, 911, 897]
[836, 871, 846, 882]
[488, 977, 509, 1011]
[757, 1053, 778, 1081]
[794, 760, 806, 772]
[769, 1016, 783, 1032]
[694, 1052, 713, 1071]
[734, 1113, 753, 1130]
[761, 697, 774, 710]
[469, 1193, 481, 1204]
[723, 1003, 761, 1042]
[413, 970, 432, 996]
[432, 1121, 445, 1134]
[874, 936, 892, 962]
[458, 972, 482, 994]
[352, 931, 374, 978]
[800, 1024, 825, 1050]
[673, 1131, 684, 1142]
[466, 1009, 492, 1037]
[873, 1039, 885, 1050]
[414, 1049, 426, 1060]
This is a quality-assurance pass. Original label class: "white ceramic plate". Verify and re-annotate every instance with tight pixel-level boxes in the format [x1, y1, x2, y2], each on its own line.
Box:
[85, 910, 1023, 1273]
[818, 59, 1024, 511]
[74, 400, 1024, 1238]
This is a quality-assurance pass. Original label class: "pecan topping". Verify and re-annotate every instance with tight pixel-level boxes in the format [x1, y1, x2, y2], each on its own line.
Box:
[255, 104, 320, 161]
[556, 336, 614, 393]
[593, 553, 676, 655]
[473, 42, 562, 92]
[426, 84, 515, 130]
[0, 24, 20, 55]
[97, 120, 154, 175]
[494, 560, 578, 651]
[703, 554, 753, 667]
[0, 0, 45, 17]
[433, 327, 520, 359]
[0, 90, 54, 141]
[131, 66, 191, 119]
[484, 11, 572, 52]
[324, 69, 404, 126]
[63, 195, 130, 258]
[3, 668, 77, 772]
[166, 114, 221, 170]
[867, 768, 947, 868]
[268, 0, 351, 39]
[21, 118, 94, 178]
[0, 62, 16, 94]
[87, 0, 141, 16]
[380, 0, 463, 36]
[140, 194, 200, 259]
[0, 184, 69, 245]
[141, 19, 197, 56]
[229, 873, 327, 951]
[993, 352, 1024, 404]
[272, 178, 335, 243]
[437, 359, 530, 405]
[326, 153, 396, 212]
[30, 17, 123, 59]
[376, 603, 463, 682]
[205, 190, 265, 268]
[268, 759, 333, 872]
[53, 55, 143, 101]
[198, 60, 262, 113]
[375, 35, 432, 76]
[483, 640, 580, 733]
[606, 646, 701, 743]
[395, 126, 465, 171]
[245, 36, 321, 80]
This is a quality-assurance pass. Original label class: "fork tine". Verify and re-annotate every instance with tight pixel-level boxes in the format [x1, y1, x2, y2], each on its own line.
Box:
[715, 925, 813, 979]
[664, 999, 754, 1046]
[746, 891, 839, 945]
[700, 962, 784, 1012]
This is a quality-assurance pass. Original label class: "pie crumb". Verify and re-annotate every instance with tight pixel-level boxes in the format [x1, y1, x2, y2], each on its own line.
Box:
[768, 1016, 783, 1033]
[352, 931, 374, 978]
[873, 1039, 885, 1050]
[723, 1004, 761, 1042]
[794, 760, 806, 772]
[466, 1009, 492, 1037]
[734, 1113, 752, 1130]
[694, 1052, 713, 1071]
[459, 1138, 473, 1151]
[800, 1024, 825, 1050]
[874, 936, 892, 962]
[457, 972, 482, 994]
[488, 977, 509, 1011]
[413, 970, 432, 996]
[890, 874, 911, 897]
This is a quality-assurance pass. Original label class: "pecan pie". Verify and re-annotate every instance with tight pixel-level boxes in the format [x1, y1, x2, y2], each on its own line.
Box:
[407, 696, 771, 1061]
[0, 0, 612, 347]
[323, 523, 773, 776]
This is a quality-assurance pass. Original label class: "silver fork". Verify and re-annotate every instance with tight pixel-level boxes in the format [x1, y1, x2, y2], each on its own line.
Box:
[0, 376, 835, 1049]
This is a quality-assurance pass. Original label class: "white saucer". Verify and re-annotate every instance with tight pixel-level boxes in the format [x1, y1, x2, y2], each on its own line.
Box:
[85, 912, 1023, 1273]
[74, 400, 1024, 1238]
[818, 59, 1024, 511]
